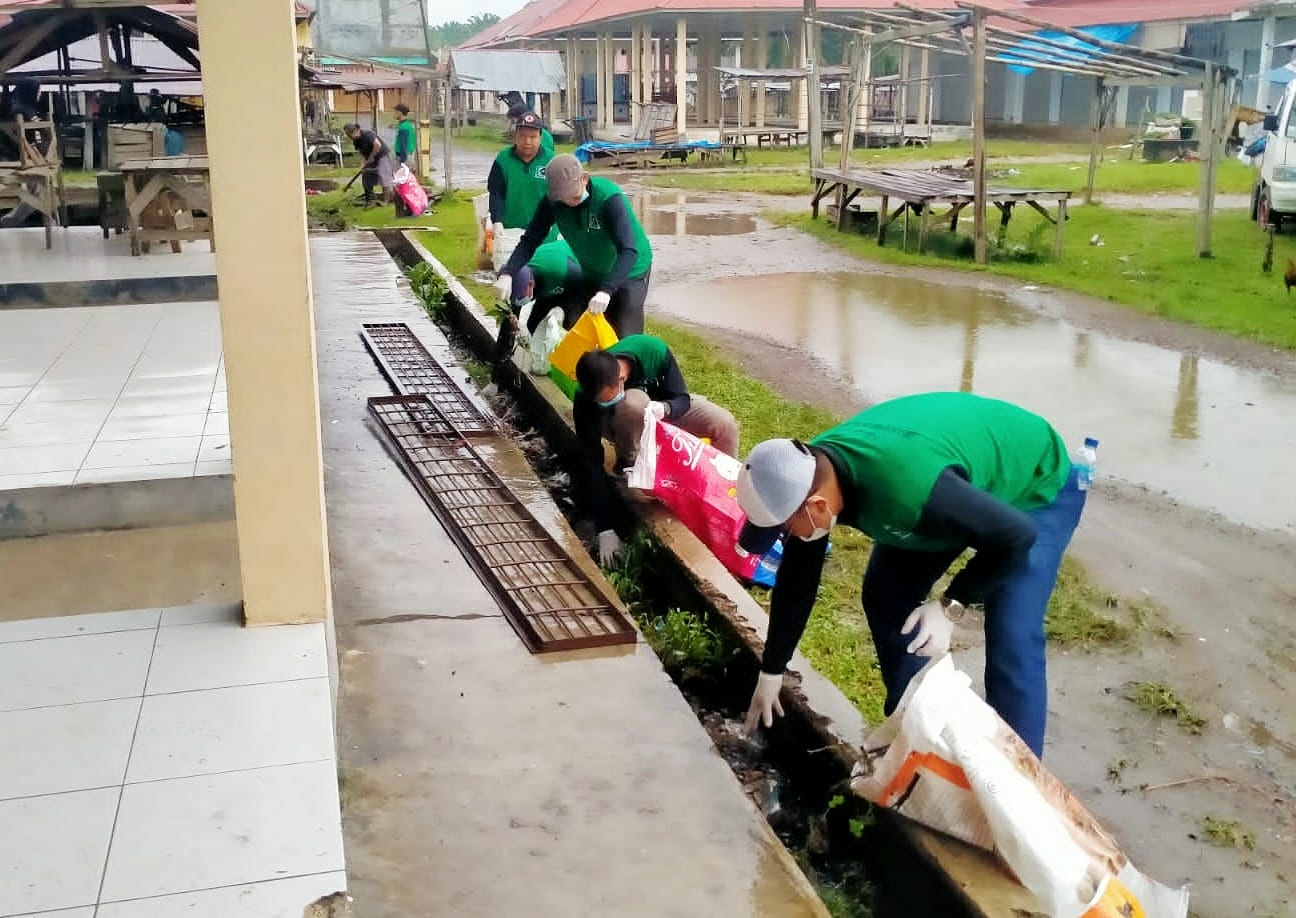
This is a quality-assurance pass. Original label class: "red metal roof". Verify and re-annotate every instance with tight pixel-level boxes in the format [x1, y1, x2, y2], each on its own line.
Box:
[462, 0, 1250, 48]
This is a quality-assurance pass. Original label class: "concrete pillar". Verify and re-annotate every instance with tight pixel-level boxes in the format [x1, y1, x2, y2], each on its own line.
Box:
[917, 47, 930, 127]
[598, 31, 610, 129]
[1259, 14, 1276, 111]
[795, 16, 807, 130]
[676, 17, 687, 135]
[1048, 70, 1063, 124]
[1004, 69, 1025, 124]
[195, 0, 331, 626]
[1113, 85, 1129, 129]
[631, 23, 642, 128]
[567, 34, 579, 119]
[755, 14, 767, 130]
[643, 23, 654, 104]
[703, 24, 718, 125]
[1156, 85, 1172, 116]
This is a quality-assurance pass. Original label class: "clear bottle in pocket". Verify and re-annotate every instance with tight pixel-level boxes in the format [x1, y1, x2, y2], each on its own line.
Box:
[1073, 437, 1099, 491]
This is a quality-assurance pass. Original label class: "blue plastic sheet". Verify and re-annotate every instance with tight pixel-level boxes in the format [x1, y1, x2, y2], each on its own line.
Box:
[1001, 24, 1139, 76]
[574, 139, 723, 163]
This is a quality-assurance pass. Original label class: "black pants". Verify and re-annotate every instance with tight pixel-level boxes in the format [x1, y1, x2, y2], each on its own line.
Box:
[600, 269, 650, 338]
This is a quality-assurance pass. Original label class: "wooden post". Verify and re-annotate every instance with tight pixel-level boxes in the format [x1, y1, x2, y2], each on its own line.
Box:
[1084, 77, 1104, 205]
[441, 80, 453, 193]
[860, 36, 873, 149]
[806, 0, 823, 168]
[898, 45, 911, 143]
[1197, 65, 1220, 258]
[918, 47, 930, 127]
[971, 7, 987, 265]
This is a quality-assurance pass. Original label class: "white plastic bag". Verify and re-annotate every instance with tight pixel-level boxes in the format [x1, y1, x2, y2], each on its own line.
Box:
[529, 307, 564, 375]
[850, 657, 1189, 918]
[393, 164, 412, 186]
[492, 227, 525, 273]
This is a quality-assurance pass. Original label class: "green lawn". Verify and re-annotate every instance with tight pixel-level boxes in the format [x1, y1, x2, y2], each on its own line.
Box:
[641, 171, 814, 195]
[998, 157, 1256, 196]
[767, 205, 1296, 350]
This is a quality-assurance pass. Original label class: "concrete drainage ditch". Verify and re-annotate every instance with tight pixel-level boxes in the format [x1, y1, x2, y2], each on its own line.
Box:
[374, 228, 1042, 918]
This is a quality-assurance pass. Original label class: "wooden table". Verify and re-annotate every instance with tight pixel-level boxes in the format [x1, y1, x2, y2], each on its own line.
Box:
[120, 155, 214, 255]
[811, 167, 1072, 257]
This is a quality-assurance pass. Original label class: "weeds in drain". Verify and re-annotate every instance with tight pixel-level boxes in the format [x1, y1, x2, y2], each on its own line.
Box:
[1124, 681, 1207, 735]
[1198, 816, 1255, 850]
[406, 262, 449, 319]
[645, 609, 730, 669]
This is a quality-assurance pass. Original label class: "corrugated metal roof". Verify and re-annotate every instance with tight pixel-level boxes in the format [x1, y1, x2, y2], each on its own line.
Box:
[463, 0, 1248, 48]
[449, 48, 565, 93]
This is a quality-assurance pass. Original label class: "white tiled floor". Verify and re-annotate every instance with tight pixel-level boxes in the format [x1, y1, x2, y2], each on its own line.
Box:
[0, 227, 215, 285]
[0, 303, 231, 489]
[0, 603, 345, 917]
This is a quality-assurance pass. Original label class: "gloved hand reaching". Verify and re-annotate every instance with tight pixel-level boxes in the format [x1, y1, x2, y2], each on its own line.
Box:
[587, 290, 611, 315]
[901, 599, 954, 657]
[492, 274, 513, 304]
[743, 671, 785, 733]
[596, 529, 622, 567]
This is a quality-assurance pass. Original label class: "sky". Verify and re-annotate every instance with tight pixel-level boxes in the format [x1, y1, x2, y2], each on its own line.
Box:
[427, 0, 527, 28]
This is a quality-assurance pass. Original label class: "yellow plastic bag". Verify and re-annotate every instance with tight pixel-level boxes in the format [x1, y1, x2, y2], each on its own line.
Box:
[548, 311, 618, 381]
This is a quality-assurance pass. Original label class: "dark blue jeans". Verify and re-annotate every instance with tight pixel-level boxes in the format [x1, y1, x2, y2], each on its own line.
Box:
[861, 469, 1086, 757]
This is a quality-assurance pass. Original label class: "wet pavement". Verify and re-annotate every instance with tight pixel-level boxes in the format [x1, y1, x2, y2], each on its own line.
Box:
[310, 232, 828, 917]
[630, 191, 759, 236]
[649, 271, 1296, 534]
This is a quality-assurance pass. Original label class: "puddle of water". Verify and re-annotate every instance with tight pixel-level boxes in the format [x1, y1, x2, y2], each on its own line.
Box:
[630, 191, 758, 236]
[650, 272, 1296, 533]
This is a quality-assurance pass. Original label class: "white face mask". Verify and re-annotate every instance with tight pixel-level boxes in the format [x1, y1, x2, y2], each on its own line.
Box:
[797, 503, 836, 542]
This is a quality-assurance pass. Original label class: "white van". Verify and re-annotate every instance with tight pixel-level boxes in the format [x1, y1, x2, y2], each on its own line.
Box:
[1253, 80, 1296, 229]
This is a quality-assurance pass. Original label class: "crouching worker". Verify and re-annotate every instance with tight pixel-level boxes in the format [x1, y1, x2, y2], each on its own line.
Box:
[492, 240, 583, 366]
[734, 392, 1086, 757]
[574, 334, 739, 566]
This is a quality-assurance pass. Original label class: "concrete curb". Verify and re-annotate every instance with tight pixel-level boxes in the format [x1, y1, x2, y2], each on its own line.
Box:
[0, 275, 218, 308]
[0, 475, 234, 540]
[398, 230, 1045, 918]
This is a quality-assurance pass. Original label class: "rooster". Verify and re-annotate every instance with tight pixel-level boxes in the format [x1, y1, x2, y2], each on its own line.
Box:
[1286, 258, 1296, 294]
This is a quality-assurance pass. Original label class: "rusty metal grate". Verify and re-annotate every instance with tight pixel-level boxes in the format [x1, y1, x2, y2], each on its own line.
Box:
[361, 323, 496, 433]
[368, 395, 636, 653]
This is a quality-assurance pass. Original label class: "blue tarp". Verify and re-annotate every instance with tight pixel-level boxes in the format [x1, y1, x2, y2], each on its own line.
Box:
[574, 140, 722, 163]
[1001, 24, 1139, 76]
[1265, 64, 1296, 85]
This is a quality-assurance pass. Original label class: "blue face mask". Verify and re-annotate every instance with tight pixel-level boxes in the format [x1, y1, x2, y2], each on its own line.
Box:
[597, 390, 625, 409]
[578, 189, 590, 204]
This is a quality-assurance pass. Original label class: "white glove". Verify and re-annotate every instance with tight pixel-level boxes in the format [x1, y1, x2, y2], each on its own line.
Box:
[901, 599, 954, 657]
[492, 274, 512, 304]
[649, 401, 667, 420]
[596, 529, 622, 567]
[492, 221, 505, 241]
[587, 290, 611, 315]
[744, 671, 785, 733]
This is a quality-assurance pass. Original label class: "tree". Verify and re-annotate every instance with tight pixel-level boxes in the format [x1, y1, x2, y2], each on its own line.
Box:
[427, 13, 500, 51]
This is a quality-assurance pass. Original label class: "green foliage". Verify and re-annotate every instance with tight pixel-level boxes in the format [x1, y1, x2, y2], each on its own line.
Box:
[1124, 681, 1207, 735]
[1199, 816, 1255, 850]
[426, 14, 499, 52]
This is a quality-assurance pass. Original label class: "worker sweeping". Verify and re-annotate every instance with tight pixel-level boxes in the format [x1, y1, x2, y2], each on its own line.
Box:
[734, 392, 1087, 758]
[573, 335, 739, 566]
[496, 154, 653, 338]
[343, 122, 394, 206]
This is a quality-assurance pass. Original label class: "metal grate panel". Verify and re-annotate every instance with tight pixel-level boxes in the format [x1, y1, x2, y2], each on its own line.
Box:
[368, 395, 636, 653]
[361, 323, 496, 433]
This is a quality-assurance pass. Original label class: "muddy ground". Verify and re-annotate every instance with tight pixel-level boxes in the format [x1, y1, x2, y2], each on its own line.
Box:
[619, 180, 1296, 918]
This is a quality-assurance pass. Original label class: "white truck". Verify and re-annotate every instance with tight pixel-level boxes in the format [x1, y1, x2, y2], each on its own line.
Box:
[1253, 81, 1296, 230]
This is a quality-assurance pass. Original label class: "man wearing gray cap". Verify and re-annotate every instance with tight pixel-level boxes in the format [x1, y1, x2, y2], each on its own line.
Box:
[734, 392, 1088, 757]
[495, 153, 653, 338]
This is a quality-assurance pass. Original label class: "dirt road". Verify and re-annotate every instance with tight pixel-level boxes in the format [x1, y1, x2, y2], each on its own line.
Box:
[628, 185, 1296, 918]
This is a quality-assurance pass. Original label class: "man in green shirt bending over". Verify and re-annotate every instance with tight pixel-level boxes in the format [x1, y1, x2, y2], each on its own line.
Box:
[735, 392, 1087, 758]
[573, 335, 739, 566]
[495, 154, 653, 338]
[492, 239, 583, 366]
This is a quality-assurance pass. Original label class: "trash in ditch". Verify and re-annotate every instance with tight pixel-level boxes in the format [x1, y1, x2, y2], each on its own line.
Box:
[850, 656, 1190, 918]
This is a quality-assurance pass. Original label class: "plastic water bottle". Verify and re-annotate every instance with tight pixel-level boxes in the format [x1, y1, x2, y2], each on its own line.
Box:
[1074, 437, 1099, 491]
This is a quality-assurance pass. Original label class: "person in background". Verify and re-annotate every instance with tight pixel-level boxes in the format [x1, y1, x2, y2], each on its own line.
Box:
[495, 154, 653, 339]
[734, 392, 1086, 758]
[393, 103, 416, 167]
[486, 110, 554, 246]
[343, 122, 394, 206]
[492, 239, 583, 366]
[506, 102, 555, 152]
[573, 335, 739, 566]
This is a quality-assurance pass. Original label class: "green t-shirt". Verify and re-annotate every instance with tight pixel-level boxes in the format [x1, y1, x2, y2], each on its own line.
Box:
[394, 119, 416, 157]
[608, 334, 671, 382]
[542, 127, 555, 152]
[552, 176, 652, 282]
[527, 240, 576, 299]
[494, 145, 555, 229]
[813, 392, 1069, 551]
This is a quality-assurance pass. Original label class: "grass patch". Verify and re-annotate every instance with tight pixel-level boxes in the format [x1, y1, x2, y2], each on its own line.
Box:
[1046, 557, 1135, 648]
[767, 207, 1296, 350]
[304, 185, 442, 232]
[1123, 681, 1208, 735]
[996, 157, 1254, 196]
[411, 193, 497, 306]
[1198, 816, 1255, 850]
